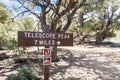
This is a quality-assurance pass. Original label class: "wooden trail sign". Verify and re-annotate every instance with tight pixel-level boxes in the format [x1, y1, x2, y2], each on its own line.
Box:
[18, 31, 73, 46]
[18, 31, 73, 80]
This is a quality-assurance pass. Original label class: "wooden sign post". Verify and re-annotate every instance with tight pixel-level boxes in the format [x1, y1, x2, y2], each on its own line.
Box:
[18, 31, 73, 80]
[44, 65, 49, 80]
[43, 48, 51, 80]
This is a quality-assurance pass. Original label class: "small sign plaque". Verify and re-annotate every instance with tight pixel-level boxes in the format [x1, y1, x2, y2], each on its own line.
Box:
[43, 57, 51, 65]
[43, 48, 51, 56]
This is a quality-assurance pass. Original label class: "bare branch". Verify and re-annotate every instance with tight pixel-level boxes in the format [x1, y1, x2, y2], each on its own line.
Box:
[33, 0, 47, 7]
[13, 10, 29, 20]
[62, 1, 85, 32]
[33, 21, 41, 31]
[17, 0, 41, 19]
[57, 0, 77, 17]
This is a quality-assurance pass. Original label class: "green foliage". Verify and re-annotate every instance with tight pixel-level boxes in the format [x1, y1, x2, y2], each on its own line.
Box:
[0, 2, 10, 23]
[0, 2, 34, 49]
[0, 1, 35, 49]
[7, 38, 17, 50]
[15, 17, 34, 31]
[6, 65, 38, 80]
[0, 2, 12, 49]
[115, 30, 120, 38]
[7, 74, 17, 80]
[70, 0, 120, 44]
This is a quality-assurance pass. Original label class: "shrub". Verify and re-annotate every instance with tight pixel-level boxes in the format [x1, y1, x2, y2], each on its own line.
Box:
[6, 65, 38, 80]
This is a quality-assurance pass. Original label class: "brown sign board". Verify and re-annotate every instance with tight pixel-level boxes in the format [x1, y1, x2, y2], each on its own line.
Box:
[18, 31, 73, 46]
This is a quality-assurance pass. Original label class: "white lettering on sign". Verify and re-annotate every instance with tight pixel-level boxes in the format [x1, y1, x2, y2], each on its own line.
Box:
[58, 34, 63, 39]
[34, 40, 55, 46]
[58, 34, 70, 39]
[34, 40, 38, 45]
[24, 32, 56, 39]
[64, 34, 70, 39]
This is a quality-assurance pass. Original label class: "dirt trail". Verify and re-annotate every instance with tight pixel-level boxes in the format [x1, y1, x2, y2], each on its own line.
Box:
[0, 39, 120, 80]
[53, 46, 120, 80]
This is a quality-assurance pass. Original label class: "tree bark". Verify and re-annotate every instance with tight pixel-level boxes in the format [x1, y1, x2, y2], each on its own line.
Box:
[77, 12, 84, 44]
[43, 25, 59, 62]
[50, 46, 59, 62]
[95, 31, 107, 45]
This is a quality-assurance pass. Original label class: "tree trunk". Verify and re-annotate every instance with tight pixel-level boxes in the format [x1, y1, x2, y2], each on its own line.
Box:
[77, 12, 84, 44]
[95, 31, 106, 45]
[43, 25, 59, 62]
[50, 46, 59, 62]
[0, 42, 2, 50]
[95, 35, 104, 45]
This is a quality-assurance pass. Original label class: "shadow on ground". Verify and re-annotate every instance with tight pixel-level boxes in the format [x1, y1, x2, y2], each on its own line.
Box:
[0, 46, 120, 80]
[50, 49, 120, 80]
[0, 51, 44, 80]
[88, 41, 120, 48]
[0, 53, 9, 61]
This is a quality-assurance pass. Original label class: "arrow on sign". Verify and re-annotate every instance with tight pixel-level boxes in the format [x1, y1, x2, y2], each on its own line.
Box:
[57, 41, 61, 45]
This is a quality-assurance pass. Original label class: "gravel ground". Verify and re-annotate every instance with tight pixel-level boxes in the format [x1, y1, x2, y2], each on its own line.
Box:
[0, 38, 120, 80]
[49, 47, 120, 80]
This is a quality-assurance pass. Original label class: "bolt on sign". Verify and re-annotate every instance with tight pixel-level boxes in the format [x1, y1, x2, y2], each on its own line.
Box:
[18, 31, 73, 46]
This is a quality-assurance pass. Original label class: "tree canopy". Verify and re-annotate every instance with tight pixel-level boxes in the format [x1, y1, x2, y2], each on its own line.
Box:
[0, 0, 120, 49]
[14, 0, 87, 32]
[0, 1, 34, 49]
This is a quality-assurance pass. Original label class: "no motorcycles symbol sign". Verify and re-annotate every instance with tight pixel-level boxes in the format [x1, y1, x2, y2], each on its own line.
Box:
[43, 48, 51, 56]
